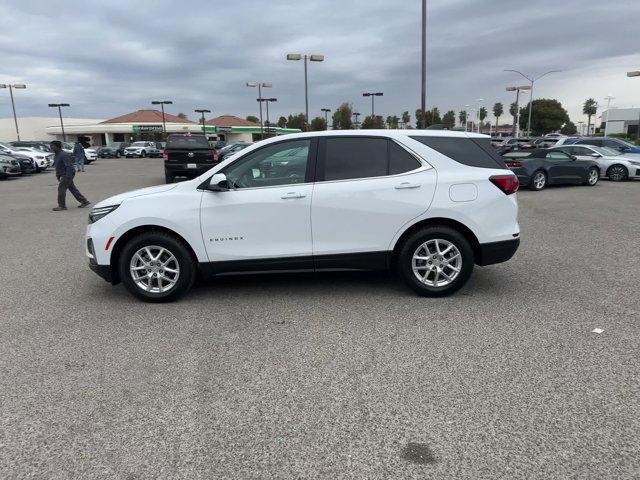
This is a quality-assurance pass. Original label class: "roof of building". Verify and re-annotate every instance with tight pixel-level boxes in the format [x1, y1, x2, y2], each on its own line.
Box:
[205, 115, 260, 127]
[101, 109, 194, 124]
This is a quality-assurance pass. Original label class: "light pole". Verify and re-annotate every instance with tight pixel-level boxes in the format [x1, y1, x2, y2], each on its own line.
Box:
[504, 69, 560, 136]
[0, 83, 26, 141]
[362, 92, 383, 118]
[627, 71, 640, 142]
[194, 109, 211, 135]
[48, 103, 70, 142]
[321, 108, 331, 130]
[353, 112, 361, 129]
[603, 94, 615, 136]
[421, 0, 427, 132]
[464, 104, 470, 131]
[246, 82, 272, 139]
[506, 85, 531, 137]
[578, 121, 585, 136]
[476, 98, 484, 133]
[286, 53, 325, 130]
[151, 100, 173, 136]
[258, 98, 277, 136]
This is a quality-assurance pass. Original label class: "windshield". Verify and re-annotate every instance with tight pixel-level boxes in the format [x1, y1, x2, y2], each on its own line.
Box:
[593, 146, 620, 156]
[131, 142, 147, 147]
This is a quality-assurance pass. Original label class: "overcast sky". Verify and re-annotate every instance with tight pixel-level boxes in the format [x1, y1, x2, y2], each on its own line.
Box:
[1, 0, 639, 126]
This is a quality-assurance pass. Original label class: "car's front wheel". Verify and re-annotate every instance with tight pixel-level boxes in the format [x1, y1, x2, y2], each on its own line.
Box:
[115, 152, 121, 158]
[607, 164, 628, 182]
[140, 150, 147, 158]
[585, 167, 599, 186]
[397, 226, 474, 297]
[119, 232, 196, 302]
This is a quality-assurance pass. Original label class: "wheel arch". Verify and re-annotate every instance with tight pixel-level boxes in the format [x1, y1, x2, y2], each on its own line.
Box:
[606, 163, 627, 177]
[390, 217, 482, 267]
[109, 225, 198, 284]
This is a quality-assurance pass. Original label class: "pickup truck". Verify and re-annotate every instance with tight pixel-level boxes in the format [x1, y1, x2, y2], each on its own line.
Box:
[163, 134, 218, 183]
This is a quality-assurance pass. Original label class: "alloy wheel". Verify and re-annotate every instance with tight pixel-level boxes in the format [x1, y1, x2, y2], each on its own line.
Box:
[533, 172, 546, 190]
[609, 166, 626, 181]
[588, 169, 599, 185]
[129, 245, 180, 293]
[412, 239, 462, 287]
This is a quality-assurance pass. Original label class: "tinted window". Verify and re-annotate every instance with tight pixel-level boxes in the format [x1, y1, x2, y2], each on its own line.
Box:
[389, 141, 421, 174]
[603, 139, 625, 150]
[573, 147, 593, 156]
[224, 139, 310, 188]
[167, 135, 210, 149]
[411, 136, 504, 169]
[547, 152, 571, 160]
[577, 138, 602, 147]
[324, 137, 388, 180]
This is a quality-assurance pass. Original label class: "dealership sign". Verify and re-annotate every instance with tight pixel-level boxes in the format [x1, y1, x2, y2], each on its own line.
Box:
[132, 125, 164, 133]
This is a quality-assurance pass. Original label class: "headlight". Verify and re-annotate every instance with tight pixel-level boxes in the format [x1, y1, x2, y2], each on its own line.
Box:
[628, 161, 640, 166]
[89, 204, 119, 223]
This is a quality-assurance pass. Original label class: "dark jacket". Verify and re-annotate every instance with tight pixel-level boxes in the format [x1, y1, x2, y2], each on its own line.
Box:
[54, 151, 76, 178]
[73, 142, 87, 161]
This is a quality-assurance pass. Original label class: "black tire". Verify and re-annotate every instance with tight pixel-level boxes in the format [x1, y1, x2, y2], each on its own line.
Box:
[140, 150, 147, 158]
[115, 152, 121, 158]
[530, 170, 547, 191]
[118, 231, 196, 302]
[584, 167, 599, 186]
[165, 171, 174, 184]
[606, 164, 628, 182]
[397, 226, 474, 297]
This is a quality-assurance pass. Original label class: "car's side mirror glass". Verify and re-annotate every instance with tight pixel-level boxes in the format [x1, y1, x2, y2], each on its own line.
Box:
[208, 173, 229, 191]
[590, 153, 600, 157]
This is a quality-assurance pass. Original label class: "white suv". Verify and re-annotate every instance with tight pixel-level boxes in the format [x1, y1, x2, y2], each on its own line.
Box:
[86, 130, 520, 301]
[124, 141, 155, 158]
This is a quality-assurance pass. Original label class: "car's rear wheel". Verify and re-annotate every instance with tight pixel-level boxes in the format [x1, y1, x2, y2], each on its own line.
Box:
[607, 164, 628, 182]
[115, 152, 121, 158]
[397, 226, 474, 297]
[119, 232, 196, 302]
[530, 170, 547, 191]
[165, 171, 174, 184]
[585, 167, 599, 186]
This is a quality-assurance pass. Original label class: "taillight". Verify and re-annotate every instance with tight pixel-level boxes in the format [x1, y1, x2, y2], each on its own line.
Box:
[489, 175, 519, 195]
[505, 161, 523, 167]
[212, 149, 218, 161]
[162, 149, 168, 160]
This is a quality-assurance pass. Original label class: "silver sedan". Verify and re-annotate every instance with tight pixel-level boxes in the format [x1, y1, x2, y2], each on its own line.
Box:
[551, 145, 640, 181]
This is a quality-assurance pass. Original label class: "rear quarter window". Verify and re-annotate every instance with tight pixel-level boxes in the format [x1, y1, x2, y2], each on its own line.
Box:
[167, 135, 211, 149]
[410, 136, 505, 169]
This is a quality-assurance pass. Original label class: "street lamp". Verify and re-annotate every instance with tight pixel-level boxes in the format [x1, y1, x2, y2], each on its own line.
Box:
[246, 82, 272, 139]
[353, 112, 361, 129]
[504, 69, 560, 136]
[603, 94, 615, 136]
[464, 104, 470, 132]
[0, 83, 26, 141]
[48, 103, 70, 142]
[194, 109, 211, 135]
[257, 98, 277, 136]
[151, 100, 173, 135]
[362, 92, 383, 118]
[321, 108, 331, 130]
[476, 98, 484, 133]
[421, 0, 427, 135]
[287, 53, 325, 129]
[506, 85, 531, 137]
[627, 71, 640, 142]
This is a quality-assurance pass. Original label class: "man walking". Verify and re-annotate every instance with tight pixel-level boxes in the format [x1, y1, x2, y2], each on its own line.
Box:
[51, 140, 90, 211]
[73, 139, 86, 172]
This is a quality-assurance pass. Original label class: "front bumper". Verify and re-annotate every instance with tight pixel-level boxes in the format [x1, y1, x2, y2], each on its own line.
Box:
[476, 238, 520, 266]
[89, 262, 113, 283]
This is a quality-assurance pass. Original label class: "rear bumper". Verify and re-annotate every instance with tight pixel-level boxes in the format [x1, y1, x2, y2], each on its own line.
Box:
[476, 238, 520, 266]
[165, 163, 215, 177]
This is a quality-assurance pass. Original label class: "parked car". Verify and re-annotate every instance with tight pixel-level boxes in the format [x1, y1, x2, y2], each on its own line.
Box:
[98, 142, 129, 158]
[84, 147, 98, 164]
[148, 142, 164, 158]
[494, 138, 535, 155]
[163, 133, 218, 183]
[87, 130, 520, 302]
[0, 154, 22, 178]
[213, 140, 227, 150]
[9, 141, 52, 152]
[550, 145, 640, 181]
[564, 136, 640, 154]
[0, 144, 52, 172]
[14, 155, 37, 174]
[124, 141, 156, 158]
[217, 142, 252, 161]
[502, 148, 599, 190]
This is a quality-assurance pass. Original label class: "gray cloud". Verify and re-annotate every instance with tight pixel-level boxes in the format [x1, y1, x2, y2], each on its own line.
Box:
[0, 0, 639, 125]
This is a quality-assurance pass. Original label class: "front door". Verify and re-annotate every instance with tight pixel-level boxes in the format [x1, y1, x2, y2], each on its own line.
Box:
[200, 138, 315, 269]
[546, 151, 579, 183]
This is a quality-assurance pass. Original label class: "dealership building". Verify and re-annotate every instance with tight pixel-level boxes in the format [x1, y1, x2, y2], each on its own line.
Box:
[0, 109, 300, 144]
[600, 108, 640, 136]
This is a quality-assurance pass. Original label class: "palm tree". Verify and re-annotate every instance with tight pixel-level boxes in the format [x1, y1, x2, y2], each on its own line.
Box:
[459, 110, 467, 127]
[402, 111, 411, 126]
[583, 98, 598, 135]
[493, 102, 503, 128]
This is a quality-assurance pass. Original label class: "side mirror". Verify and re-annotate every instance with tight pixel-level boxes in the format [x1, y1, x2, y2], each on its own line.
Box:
[570, 155, 578, 161]
[208, 173, 229, 191]
[590, 153, 600, 158]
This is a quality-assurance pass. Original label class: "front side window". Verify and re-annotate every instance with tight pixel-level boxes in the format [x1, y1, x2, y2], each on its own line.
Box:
[224, 139, 310, 188]
[547, 151, 571, 160]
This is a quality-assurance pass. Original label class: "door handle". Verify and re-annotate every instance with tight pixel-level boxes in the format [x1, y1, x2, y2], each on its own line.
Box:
[281, 192, 306, 199]
[395, 182, 421, 189]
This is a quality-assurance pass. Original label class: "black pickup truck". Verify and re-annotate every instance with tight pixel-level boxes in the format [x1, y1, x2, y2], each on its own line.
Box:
[163, 134, 218, 183]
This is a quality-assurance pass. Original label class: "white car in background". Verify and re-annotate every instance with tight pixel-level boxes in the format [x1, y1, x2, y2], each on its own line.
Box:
[551, 145, 640, 181]
[124, 141, 156, 158]
[84, 147, 98, 164]
[0, 143, 52, 172]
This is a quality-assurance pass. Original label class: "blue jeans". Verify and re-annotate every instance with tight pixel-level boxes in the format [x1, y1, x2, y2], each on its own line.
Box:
[75, 157, 85, 172]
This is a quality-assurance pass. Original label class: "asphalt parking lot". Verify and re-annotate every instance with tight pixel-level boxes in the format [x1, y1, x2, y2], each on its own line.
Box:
[1, 158, 638, 479]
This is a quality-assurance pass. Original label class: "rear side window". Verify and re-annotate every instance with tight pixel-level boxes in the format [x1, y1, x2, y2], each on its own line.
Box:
[167, 135, 210, 149]
[321, 137, 421, 181]
[410, 136, 504, 169]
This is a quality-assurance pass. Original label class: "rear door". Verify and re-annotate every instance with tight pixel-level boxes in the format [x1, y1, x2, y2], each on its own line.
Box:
[311, 136, 435, 264]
